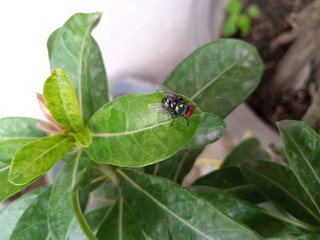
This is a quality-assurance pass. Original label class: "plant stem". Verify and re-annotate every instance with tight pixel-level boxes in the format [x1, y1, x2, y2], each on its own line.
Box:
[302, 86, 320, 131]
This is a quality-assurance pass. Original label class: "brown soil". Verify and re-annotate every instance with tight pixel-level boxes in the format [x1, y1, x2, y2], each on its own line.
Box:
[243, 0, 314, 128]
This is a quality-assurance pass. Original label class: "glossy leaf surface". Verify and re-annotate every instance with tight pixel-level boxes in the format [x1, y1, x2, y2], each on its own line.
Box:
[240, 160, 320, 226]
[48, 12, 109, 124]
[10, 187, 51, 240]
[190, 186, 306, 238]
[278, 120, 320, 214]
[116, 169, 262, 239]
[185, 113, 225, 148]
[48, 152, 92, 240]
[86, 93, 203, 167]
[144, 148, 203, 184]
[43, 68, 83, 132]
[9, 134, 75, 185]
[164, 39, 263, 118]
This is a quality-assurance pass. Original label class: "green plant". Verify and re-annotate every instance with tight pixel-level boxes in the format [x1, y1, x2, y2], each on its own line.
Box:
[1, 12, 319, 240]
[222, 0, 261, 37]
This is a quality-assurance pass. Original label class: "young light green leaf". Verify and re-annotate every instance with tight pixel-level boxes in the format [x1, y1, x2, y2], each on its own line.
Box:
[96, 197, 146, 239]
[240, 160, 320, 226]
[86, 93, 203, 167]
[0, 166, 35, 202]
[9, 134, 75, 185]
[48, 151, 92, 240]
[116, 169, 262, 239]
[0, 188, 43, 240]
[144, 148, 203, 184]
[72, 127, 92, 147]
[10, 187, 51, 240]
[221, 137, 269, 168]
[164, 39, 263, 118]
[48, 12, 109, 124]
[185, 113, 225, 148]
[190, 186, 309, 238]
[43, 68, 83, 132]
[0, 117, 46, 139]
[278, 120, 320, 214]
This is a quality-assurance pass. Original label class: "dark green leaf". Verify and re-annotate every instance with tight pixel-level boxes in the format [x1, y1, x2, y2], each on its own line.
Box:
[96, 197, 146, 239]
[43, 68, 83, 132]
[0, 117, 46, 139]
[9, 134, 75, 185]
[193, 166, 265, 204]
[0, 188, 43, 239]
[164, 39, 263, 118]
[222, 138, 269, 167]
[48, 151, 92, 240]
[190, 186, 308, 238]
[10, 187, 51, 240]
[116, 169, 262, 239]
[86, 93, 203, 167]
[268, 234, 320, 240]
[240, 160, 320, 226]
[185, 113, 225, 148]
[278, 120, 320, 214]
[48, 12, 109, 124]
[144, 148, 203, 184]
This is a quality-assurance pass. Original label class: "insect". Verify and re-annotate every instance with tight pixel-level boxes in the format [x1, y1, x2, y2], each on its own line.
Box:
[149, 85, 196, 126]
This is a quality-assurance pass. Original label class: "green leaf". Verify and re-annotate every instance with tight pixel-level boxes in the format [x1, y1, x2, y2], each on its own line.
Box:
[227, 0, 243, 14]
[48, 12, 109, 124]
[185, 113, 225, 148]
[72, 126, 92, 147]
[144, 148, 203, 184]
[269, 234, 320, 240]
[222, 138, 269, 167]
[0, 166, 35, 202]
[222, 19, 237, 37]
[86, 93, 203, 167]
[43, 68, 83, 132]
[164, 39, 263, 118]
[66, 206, 110, 240]
[48, 151, 92, 240]
[0, 188, 43, 239]
[116, 169, 262, 239]
[96, 197, 146, 239]
[247, 5, 261, 19]
[190, 186, 308, 238]
[9, 134, 75, 185]
[10, 187, 51, 239]
[193, 166, 265, 204]
[278, 120, 320, 214]
[0, 117, 46, 139]
[236, 14, 251, 37]
[240, 160, 320, 226]
[0, 139, 33, 164]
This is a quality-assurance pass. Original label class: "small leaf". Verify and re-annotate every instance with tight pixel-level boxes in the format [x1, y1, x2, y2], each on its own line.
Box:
[9, 134, 75, 185]
[48, 12, 109, 124]
[247, 5, 261, 19]
[240, 160, 320, 226]
[144, 148, 203, 184]
[72, 127, 92, 147]
[236, 14, 251, 37]
[278, 120, 320, 214]
[185, 113, 225, 148]
[227, 0, 243, 14]
[43, 68, 83, 132]
[86, 93, 203, 167]
[222, 19, 237, 37]
[222, 138, 269, 167]
[0, 188, 42, 240]
[48, 151, 92, 240]
[117, 169, 262, 239]
[10, 187, 51, 240]
[164, 39, 263, 118]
